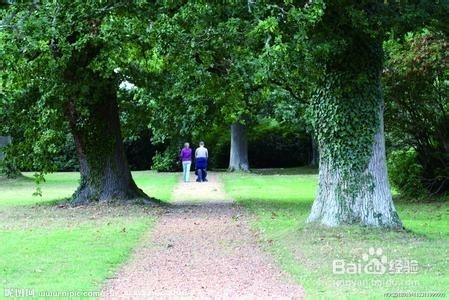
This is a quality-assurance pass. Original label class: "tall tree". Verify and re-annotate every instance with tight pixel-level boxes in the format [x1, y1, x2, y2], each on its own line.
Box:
[248, 0, 446, 227]
[304, 0, 448, 227]
[0, 1, 156, 204]
[303, 1, 401, 227]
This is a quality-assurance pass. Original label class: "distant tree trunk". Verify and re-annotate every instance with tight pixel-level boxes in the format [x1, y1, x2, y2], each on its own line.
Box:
[0, 136, 11, 161]
[0, 135, 20, 178]
[65, 85, 150, 205]
[307, 78, 402, 228]
[229, 122, 249, 172]
[309, 136, 319, 167]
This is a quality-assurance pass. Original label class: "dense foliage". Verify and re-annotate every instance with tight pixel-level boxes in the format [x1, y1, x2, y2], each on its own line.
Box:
[0, 1, 164, 203]
[1, 1, 447, 219]
[388, 148, 427, 197]
[0, 1, 150, 172]
[384, 28, 449, 195]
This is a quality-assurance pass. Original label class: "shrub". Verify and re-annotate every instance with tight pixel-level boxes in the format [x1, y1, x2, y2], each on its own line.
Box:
[248, 123, 311, 168]
[52, 134, 79, 171]
[388, 148, 426, 197]
[124, 130, 158, 171]
[0, 156, 20, 178]
[151, 147, 180, 172]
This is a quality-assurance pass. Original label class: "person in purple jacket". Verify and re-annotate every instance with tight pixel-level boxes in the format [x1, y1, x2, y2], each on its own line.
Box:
[179, 142, 192, 182]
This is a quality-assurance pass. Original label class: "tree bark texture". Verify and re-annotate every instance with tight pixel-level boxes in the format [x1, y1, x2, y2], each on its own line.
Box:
[308, 78, 402, 228]
[66, 87, 149, 205]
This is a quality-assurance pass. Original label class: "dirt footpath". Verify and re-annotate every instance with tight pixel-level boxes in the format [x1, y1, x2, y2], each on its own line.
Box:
[101, 173, 304, 299]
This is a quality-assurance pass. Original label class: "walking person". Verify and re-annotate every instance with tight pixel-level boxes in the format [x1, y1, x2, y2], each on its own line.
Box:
[179, 143, 192, 182]
[195, 141, 208, 182]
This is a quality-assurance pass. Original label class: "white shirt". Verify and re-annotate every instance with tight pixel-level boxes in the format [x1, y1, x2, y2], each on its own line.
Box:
[195, 146, 208, 158]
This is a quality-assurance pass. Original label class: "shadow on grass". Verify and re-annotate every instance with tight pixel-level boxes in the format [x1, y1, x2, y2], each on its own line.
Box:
[394, 194, 449, 204]
[2, 196, 169, 211]
[251, 167, 318, 176]
[3, 197, 433, 244]
[237, 197, 432, 241]
[0, 173, 34, 183]
[239, 198, 313, 212]
[212, 167, 318, 176]
[33, 197, 71, 207]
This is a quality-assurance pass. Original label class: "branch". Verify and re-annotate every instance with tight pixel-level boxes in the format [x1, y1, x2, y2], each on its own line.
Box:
[268, 78, 305, 103]
[247, 0, 255, 13]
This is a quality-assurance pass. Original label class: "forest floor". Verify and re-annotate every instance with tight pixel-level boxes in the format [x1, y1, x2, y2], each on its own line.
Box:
[101, 173, 304, 299]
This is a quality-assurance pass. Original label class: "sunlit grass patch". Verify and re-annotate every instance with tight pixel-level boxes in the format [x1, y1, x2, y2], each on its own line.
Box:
[222, 169, 449, 299]
[0, 171, 178, 296]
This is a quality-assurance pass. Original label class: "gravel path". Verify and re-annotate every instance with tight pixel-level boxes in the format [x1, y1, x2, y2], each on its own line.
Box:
[101, 173, 304, 299]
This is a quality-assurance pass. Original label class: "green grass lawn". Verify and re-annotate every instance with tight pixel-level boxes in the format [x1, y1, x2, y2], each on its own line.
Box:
[0, 171, 177, 298]
[222, 168, 449, 299]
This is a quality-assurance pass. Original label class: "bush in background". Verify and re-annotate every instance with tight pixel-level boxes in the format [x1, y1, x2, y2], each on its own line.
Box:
[52, 134, 79, 171]
[248, 123, 311, 168]
[388, 148, 426, 197]
[384, 29, 449, 195]
[0, 156, 20, 178]
[124, 130, 159, 170]
[152, 146, 180, 172]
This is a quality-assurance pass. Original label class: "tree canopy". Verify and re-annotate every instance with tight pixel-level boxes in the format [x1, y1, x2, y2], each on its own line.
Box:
[1, 0, 447, 227]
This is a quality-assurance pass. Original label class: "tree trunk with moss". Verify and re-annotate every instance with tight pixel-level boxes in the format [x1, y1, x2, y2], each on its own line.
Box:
[307, 73, 402, 228]
[66, 85, 149, 205]
[229, 122, 249, 172]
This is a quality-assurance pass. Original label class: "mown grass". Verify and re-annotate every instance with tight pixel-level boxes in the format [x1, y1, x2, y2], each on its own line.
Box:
[222, 168, 449, 299]
[0, 171, 177, 298]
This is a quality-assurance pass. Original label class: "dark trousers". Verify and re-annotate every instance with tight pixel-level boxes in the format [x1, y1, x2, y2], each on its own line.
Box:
[195, 157, 208, 182]
[196, 168, 207, 182]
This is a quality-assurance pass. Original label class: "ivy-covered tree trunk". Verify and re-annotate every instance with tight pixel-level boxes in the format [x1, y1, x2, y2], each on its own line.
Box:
[66, 87, 148, 205]
[229, 122, 249, 172]
[307, 73, 402, 228]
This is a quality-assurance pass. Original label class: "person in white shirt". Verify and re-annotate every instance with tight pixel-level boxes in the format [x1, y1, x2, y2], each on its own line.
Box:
[195, 141, 208, 182]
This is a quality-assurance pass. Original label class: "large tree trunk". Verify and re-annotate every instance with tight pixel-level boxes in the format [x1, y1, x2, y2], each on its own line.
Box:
[66, 88, 149, 205]
[305, 2, 402, 228]
[307, 76, 402, 228]
[229, 122, 249, 172]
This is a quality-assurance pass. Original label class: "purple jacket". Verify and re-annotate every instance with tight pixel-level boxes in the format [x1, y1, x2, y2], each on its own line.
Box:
[180, 148, 192, 162]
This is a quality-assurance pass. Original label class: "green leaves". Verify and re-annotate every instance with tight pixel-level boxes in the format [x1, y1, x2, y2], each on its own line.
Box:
[383, 27, 449, 194]
[0, 1, 158, 175]
[253, 17, 279, 34]
[1, 0, 447, 183]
